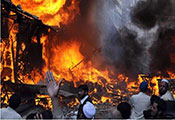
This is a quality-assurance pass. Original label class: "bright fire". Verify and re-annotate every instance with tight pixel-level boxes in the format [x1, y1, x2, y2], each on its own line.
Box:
[11, 0, 80, 27]
[1, 0, 175, 110]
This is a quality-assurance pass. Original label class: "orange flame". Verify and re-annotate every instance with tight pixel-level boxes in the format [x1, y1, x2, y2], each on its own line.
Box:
[11, 0, 80, 27]
[1, 0, 175, 109]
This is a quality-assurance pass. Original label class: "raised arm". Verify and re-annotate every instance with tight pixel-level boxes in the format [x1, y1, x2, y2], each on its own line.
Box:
[45, 70, 64, 118]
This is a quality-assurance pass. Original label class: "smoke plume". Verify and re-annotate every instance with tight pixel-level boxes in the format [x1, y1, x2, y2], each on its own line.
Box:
[131, 0, 172, 29]
[49, 0, 175, 79]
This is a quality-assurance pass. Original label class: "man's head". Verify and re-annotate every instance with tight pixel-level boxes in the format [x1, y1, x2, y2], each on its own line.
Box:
[139, 81, 148, 93]
[42, 110, 53, 119]
[9, 93, 21, 110]
[159, 79, 169, 96]
[150, 95, 160, 105]
[151, 99, 166, 117]
[77, 85, 88, 99]
[117, 102, 131, 119]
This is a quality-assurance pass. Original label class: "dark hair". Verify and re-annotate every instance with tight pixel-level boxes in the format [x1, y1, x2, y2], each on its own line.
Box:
[78, 85, 88, 92]
[9, 94, 21, 109]
[117, 102, 131, 119]
[157, 99, 166, 112]
[42, 110, 53, 119]
[151, 95, 160, 105]
[139, 81, 148, 92]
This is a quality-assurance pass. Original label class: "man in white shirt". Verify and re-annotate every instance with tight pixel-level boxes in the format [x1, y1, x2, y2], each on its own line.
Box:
[0, 94, 22, 119]
[45, 70, 96, 119]
[159, 79, 174, 101]
[77, 85, 96, 119]
[129, 81, 151, 119]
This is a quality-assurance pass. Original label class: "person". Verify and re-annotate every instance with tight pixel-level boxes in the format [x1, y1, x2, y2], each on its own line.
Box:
[150, 95, 161, 105]
[42, 110, 53, 119]
[99, 102, 131, 119]
[44, 70, 64, 119]
[143, 95, 160, 119]
[159, 79, 174, 101]
[129, 81, 151, 119]
[0, 93, 22, 119]
[151, 98, 166, 118]
[44, 70, 96, 119]
[117, 102, 131, 119]
[144, 97, 166, 119]
[77, 85, 96, 119]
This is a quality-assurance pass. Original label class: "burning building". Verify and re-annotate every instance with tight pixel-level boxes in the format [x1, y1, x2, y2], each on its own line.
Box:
[1, 0, 175, 118]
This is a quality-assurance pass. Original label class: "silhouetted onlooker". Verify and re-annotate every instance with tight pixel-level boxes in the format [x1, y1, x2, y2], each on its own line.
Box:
[144, 95, 160, 119]
[150, 95, 160, 105]
[117, 102, 131, 119]
[42, 110, 53, 119]
[152, 98, 166, 118]
[144, 96, 166, 119]
[0, 93, 22, 119]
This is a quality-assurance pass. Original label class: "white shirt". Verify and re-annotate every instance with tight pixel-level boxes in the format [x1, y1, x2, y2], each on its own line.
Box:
[80, 95, 96, 118]
[160, 91, 174, 101]
[129, 92, 151, 119]
[0, 106, 22, 119]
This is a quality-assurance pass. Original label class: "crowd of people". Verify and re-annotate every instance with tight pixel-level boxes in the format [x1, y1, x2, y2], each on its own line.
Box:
[0, 71, 175, 119]
[129, 79, 175, 119]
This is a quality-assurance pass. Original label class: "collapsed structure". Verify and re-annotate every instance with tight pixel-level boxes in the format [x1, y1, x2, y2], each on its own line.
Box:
[1, 0, 175, 118]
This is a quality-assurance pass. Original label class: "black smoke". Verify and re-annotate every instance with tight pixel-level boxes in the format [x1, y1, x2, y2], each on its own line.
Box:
[149, 24, 175, 76]
[48, 0, 175, 80]
[90, 0, 151, 80]
[131, 0, 175, 76]
[103, 27, 148, 79]
[131, 0, 172, 29]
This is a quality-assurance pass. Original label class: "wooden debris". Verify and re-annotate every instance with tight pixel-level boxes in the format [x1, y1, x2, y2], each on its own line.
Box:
[3, 81, 75, 98]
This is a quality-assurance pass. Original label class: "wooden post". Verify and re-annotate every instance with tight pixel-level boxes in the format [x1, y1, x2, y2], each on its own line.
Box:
[11, 32, 20, 83]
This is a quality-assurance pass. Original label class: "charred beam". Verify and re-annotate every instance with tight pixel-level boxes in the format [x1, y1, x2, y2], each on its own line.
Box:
[3, 81, 75, 98]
